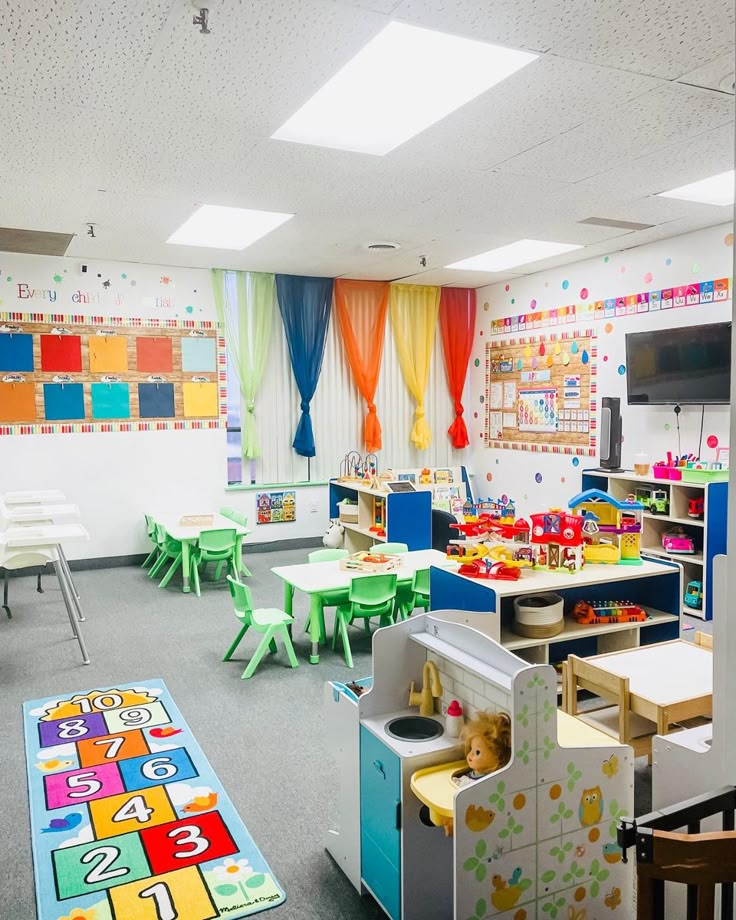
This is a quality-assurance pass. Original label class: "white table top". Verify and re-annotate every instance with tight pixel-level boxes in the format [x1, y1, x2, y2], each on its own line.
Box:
[448, 557, 678, 597]
[588, 640, 712, 706]
[0, 522, 89, 548]
[1, 503, 81, 524]
[272, 549, 456, 593]
[150, 512, 250, 541]
[3, 489, 66, 505]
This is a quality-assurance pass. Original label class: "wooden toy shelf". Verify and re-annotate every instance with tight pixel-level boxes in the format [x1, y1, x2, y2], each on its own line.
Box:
[430, 557, 682, 668]
[582, 469, 727, 620]
[329, 480, 432, 553]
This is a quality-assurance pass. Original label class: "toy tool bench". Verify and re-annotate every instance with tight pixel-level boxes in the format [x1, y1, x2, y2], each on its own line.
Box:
[324, 613, 634, 919]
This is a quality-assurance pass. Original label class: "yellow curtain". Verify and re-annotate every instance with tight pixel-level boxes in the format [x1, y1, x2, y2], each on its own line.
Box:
[389, 283, 440, 450]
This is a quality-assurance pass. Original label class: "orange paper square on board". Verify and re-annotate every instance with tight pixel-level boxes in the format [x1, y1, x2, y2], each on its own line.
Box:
[0, 381, 37, 422]
[136, 336, 173, 373]
[89, 335, 128, 373]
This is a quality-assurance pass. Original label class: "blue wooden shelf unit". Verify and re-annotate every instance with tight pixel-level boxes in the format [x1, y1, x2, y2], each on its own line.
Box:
[581, 469, 727, 621]
[329, 480, 432, 553]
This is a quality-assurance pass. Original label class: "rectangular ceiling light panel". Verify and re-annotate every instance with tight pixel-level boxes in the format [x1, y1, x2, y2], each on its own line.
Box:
[272, 22, 537, 155]
[446, 239, 583, 272]
[657, 169, 734, 206]
[167, 205, 294, 250]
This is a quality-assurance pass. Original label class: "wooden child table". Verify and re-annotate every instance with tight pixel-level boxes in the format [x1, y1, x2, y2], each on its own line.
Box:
[563, 639, 712, 746]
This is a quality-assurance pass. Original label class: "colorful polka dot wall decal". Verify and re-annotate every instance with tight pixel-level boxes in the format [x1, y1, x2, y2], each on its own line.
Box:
[605, 322, 613, 333]
[511, 298, 515, 304]
[618, 364, 626, 375]
[707, 434, 719, 449]
[619, 265, 626, 273]
[644, 272, 653, 284]
[505, 285, 510, 292]
[603, 355, 608, 362]
[580, 287, 589, 300]
[572, 457, 580, 467]
[474, 412, 478, 419]
[495, 459, 499, 464]
[483, 302, 489, 311]
[530, 298, 537, 309]
[121, 273, 127, 279]
[604, 256, 609, 263]
[535, 473, 543, 483]
[691, 262, 701, 274]
[480, 395, 485, 403]
[479, 330, 483, 336]
[486, 473, 492, 482]
[725, 233, 734, 247]
[185, 305, 194, 314]
[561, 477, 566, 483]
[561, 280, 569, 290]
[665, 423, 670, 431]
[665, 258, 672, 265]
[474, 358, 480, 367]
[53, 274, 62, 283]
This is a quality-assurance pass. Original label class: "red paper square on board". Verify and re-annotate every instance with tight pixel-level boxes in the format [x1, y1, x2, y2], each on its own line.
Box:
[40, 334, 82, 372]
[136, 336, 173, 373]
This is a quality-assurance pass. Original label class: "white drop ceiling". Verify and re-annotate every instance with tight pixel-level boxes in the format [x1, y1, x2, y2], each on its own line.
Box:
[0, 0, 732, 286]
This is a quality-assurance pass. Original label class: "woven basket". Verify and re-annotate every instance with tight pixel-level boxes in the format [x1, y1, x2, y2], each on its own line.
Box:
[513, 593, 564, 638]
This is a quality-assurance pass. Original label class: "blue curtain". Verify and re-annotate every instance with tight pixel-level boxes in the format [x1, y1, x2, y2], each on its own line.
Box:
[276, 274, 334, 458]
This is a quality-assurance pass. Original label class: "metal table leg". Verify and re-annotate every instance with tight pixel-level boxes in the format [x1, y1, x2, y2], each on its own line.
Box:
[36, 573, 44, 594]
[54, 559, 90, 664]
[56, 547, 85, 621]
[2, 569, 10, 619]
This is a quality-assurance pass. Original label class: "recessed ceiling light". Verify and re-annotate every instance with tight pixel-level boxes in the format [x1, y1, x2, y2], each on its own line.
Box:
[657, 169, 735, 206]
[167, 204, 293, 250]
[446, 239, 583, 272]
[272, 22, 537, 156]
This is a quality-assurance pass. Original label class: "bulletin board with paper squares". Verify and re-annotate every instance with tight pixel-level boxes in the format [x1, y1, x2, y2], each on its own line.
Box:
[0, 312, 226, 435]
[485, 329, 597, 456]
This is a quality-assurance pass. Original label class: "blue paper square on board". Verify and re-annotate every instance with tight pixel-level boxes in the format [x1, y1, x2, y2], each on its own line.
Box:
[91, 382, 130, 419]
[0, 332, 34, 371]
[138, 382, 175, 418]
[181, 336, 216, 372]
[43, 383, 85, 421]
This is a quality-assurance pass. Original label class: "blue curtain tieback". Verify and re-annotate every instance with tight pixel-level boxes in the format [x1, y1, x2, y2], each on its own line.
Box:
[300, 400, 311, 414]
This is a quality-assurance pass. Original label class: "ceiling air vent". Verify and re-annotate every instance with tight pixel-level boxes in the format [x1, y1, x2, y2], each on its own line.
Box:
[578, 217, 655, 232]
[364, 241, 401, 252]
[0, 227, 74, 256]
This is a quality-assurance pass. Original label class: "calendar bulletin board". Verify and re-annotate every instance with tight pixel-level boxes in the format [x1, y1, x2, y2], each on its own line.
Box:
[485, 329, 597, 456]
[0, 311, 226, 435]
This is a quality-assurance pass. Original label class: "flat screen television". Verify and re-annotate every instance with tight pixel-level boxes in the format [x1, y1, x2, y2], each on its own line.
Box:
[626, 322, 731, 405]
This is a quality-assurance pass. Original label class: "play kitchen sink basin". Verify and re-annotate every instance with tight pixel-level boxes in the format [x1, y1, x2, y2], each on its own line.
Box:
[385, 715, 443, 742]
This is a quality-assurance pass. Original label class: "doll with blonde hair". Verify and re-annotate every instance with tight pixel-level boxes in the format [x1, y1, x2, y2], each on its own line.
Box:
[461, 710, 512, 780]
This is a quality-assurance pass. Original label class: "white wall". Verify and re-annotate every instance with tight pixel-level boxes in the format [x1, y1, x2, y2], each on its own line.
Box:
[468, 224, 733, 515]
[0, 252, 328, 557]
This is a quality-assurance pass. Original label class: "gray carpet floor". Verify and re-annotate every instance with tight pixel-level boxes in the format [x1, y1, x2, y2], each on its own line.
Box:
[1, 550, 708, 917]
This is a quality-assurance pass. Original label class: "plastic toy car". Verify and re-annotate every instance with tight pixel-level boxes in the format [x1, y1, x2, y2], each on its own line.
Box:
[688, 497, 705, 519]
[684, 580, 704, 610]
[662, 528, 695, 554]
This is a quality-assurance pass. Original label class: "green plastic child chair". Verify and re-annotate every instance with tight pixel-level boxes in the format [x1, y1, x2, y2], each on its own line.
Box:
[333, 573, 397, 669]
[219, 507, 251, 577]
[372, 542, 408, 554]
[223, 575, 298, 679]
[141, 514, 159, 569]
[305, 549, 349, 643]
[396, 567, 431, 621]
[149, 524, 185, 588]
[190, 528, 239, 597]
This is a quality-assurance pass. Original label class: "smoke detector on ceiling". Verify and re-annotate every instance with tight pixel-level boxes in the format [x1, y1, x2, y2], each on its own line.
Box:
[364, 241, 401, 252]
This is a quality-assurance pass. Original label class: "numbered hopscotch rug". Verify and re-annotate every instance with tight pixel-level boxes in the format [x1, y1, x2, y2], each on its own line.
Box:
[23, 678, 286, 920]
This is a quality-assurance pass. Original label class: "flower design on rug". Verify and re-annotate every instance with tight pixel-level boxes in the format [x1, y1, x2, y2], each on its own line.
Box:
[57, 908, 97, 920]
[214, 857, 255, 880]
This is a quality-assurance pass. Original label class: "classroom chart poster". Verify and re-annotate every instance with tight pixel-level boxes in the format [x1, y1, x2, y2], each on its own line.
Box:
[518, 388, 558, 433]
[24, 680, 286, 920]
[256, 491, 296, 524]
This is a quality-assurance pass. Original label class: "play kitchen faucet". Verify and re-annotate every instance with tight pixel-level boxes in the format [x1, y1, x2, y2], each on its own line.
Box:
[408, 661, 444, 716]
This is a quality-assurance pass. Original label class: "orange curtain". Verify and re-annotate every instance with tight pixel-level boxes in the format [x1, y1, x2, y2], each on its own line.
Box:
[439, 287, 476, 449]
[334, 279, 390, 453]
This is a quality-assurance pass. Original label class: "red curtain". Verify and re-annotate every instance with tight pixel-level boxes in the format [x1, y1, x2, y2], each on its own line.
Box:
[439, 288, 477, 449]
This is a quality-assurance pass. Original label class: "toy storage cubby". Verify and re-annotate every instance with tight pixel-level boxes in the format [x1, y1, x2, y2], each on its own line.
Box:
[329, 480, 432, 553]
[582, 470, 727, 620]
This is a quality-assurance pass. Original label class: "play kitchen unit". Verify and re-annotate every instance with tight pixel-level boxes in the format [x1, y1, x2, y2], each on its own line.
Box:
[325, 612, 633, 919]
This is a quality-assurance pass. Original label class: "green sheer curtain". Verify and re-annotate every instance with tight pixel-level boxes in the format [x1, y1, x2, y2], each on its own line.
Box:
[212, 269, 275, 459]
